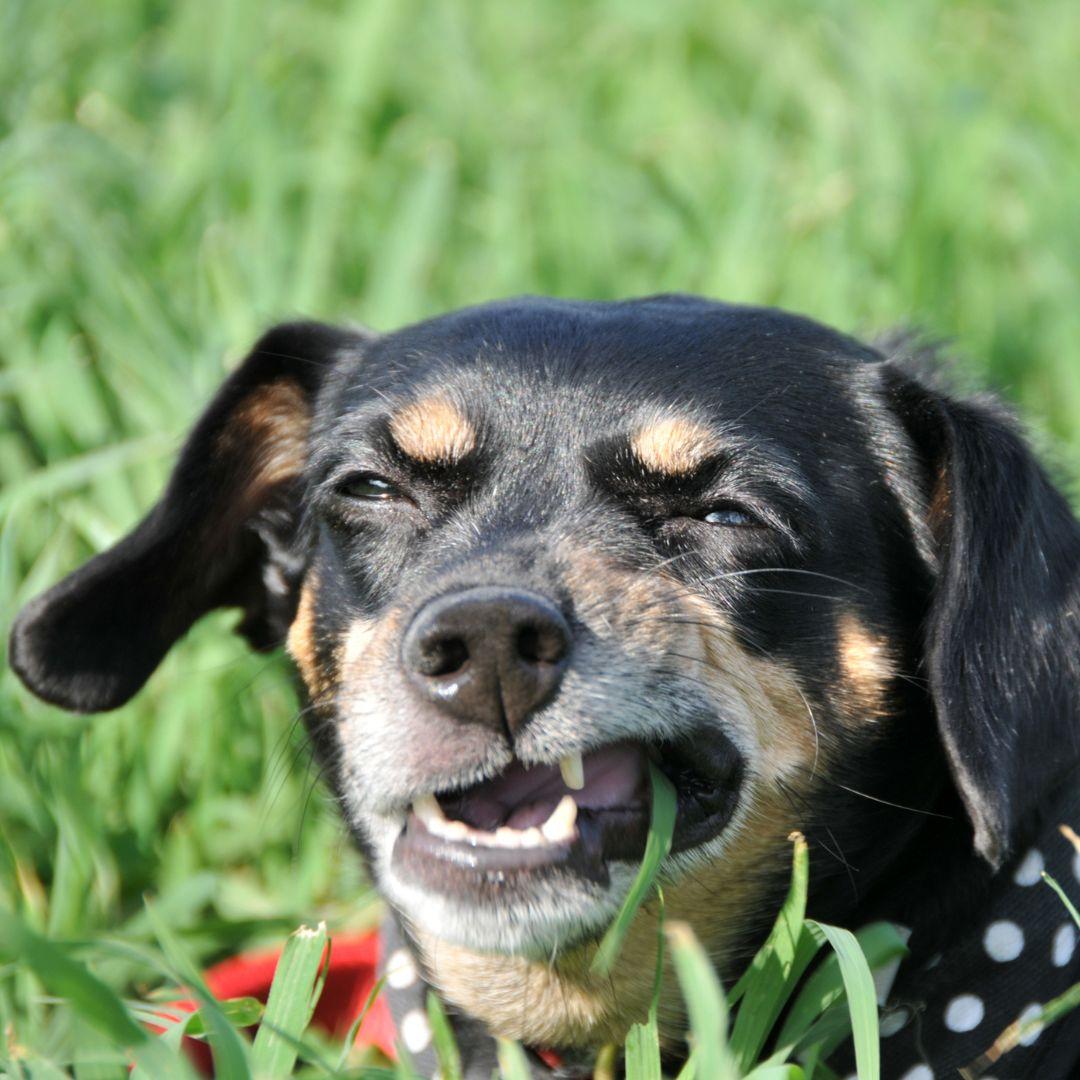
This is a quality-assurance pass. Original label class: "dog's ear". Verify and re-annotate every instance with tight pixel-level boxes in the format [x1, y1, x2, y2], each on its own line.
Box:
[9, 321, 371, 713]
[882, 361, 1080, 867]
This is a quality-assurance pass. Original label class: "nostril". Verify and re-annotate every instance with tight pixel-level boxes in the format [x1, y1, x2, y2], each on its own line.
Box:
[516, 623, 567, 666]
[416, 635, 469, 678]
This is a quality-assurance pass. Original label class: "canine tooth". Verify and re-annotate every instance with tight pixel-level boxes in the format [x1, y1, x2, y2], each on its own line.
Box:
[541, 794, 578, 843]
[560, 752, 585, 790]
[413, 794, 447, 826]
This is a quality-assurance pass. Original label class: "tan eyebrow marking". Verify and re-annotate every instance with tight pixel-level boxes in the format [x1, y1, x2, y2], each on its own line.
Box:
[631, 415, 719, 476]
[389, 393, 476, 464]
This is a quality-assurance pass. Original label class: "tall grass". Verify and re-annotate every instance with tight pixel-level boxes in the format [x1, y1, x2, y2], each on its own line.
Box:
[2, 0, 1079, 1074]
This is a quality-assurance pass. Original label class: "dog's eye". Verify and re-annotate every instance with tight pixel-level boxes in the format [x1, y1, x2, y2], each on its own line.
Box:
[338, 473, 401, 501]
[703, 506, 757, 527]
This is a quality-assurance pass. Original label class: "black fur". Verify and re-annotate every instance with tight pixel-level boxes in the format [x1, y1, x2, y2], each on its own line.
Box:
[9, 296, 1080, 1072]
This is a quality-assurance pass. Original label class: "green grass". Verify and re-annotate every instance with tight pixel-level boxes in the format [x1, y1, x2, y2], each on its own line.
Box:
[2, 0, 1079, 1075]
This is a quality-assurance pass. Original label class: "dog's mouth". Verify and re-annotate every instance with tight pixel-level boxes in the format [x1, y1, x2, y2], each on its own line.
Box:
[391, 730, 743, 894]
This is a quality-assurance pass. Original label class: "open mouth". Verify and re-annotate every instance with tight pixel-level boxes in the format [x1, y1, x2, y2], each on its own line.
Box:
[391, 730, 743, 894]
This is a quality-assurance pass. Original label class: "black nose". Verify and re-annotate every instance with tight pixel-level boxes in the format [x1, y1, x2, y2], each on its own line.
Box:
[401, 586, 571, 734]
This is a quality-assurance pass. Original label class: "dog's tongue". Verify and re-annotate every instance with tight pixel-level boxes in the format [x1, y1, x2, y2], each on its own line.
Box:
[438, 744, 647, 831]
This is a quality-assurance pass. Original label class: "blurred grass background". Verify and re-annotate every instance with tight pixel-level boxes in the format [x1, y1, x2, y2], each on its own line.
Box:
[1, 0, 1078, 1067]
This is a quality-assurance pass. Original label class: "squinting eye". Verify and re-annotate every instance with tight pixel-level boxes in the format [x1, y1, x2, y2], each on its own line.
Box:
[338, 473, 400, 501]
[703, 507, 757, 527]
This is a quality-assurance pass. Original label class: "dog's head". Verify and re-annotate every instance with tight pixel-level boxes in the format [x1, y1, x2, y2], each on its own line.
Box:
[11, 296, 1080, 1043]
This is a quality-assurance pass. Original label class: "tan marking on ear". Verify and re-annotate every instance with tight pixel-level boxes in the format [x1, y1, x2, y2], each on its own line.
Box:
[418, 789, 799, 1049]
[631, 415, 718, 475]
[836, 612, 895, 723]
[218, 379, 311, 518]
[389, 394, 476, 464]
[286, 576, 332, 701]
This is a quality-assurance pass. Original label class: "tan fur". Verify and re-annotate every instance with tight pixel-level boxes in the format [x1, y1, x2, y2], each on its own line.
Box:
[389, 394, 476, 464]
[631, 415, 718, 475]
[420, 796, 798, 1048]
[341, 616, 380, 671]
[836, 612, 895, 723]
[219, 380, 310, 514]
[419, 549, 816, 1048]
[286, 577, 331, 702]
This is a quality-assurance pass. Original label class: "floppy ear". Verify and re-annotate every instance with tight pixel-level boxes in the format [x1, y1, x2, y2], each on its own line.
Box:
[9, 321, 371, 713]
[883, 361, 1080, 867]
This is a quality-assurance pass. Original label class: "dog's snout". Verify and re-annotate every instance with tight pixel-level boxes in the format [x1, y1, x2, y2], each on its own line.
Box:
[402, 586, 570, 734]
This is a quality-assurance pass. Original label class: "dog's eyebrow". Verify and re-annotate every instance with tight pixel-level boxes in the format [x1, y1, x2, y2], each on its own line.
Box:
[388, 393, 476, 465]
[630, 415, 720, 476]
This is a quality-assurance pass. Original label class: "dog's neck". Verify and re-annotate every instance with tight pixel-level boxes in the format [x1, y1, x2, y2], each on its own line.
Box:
[376, 777, 1080, 1079]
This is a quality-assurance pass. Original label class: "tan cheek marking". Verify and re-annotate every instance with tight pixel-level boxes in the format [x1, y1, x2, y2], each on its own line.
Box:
[836, 612, 895, 723]
[419, 793, 797, 1049]
[679, 592, 819, 781]
[342, 617, 380, 671]
[389, 394, 476, 464]
[286, 576, 331, 701]
[631, 416, 718, 476]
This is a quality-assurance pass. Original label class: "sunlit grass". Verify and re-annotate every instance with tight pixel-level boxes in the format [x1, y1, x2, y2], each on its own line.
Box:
[2, 0, 1080, 1074]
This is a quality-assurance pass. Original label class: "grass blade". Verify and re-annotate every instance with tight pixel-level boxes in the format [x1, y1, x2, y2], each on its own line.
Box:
[625, 1021, 662, 1080]
[0, 911, 191, 1079]
[425, 989, 463, 1080]
[250, 922, 328, 1078]
[496, 1037, 534, 1080]
[144, 899, 251, 1080]
[776, 921, 908, 1051]
[805, 920, 881, 1080]
[729, 833, 814, 1067]
[1042, 870, 1080, 929]
[592, 762, 676, 976]
[665, 920, 737, 1080]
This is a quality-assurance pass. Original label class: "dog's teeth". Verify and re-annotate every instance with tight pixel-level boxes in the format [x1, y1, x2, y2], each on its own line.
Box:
[559, 752, 585, 790]
[541, 794, 579, 843]
[413, 794, 447, 826]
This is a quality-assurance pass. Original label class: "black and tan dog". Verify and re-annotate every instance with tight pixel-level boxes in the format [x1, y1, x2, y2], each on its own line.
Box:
[10, 297, 1080, 1078]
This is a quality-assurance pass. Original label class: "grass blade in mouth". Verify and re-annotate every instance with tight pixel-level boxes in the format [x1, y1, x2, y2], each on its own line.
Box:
[591, 760, 677, 976]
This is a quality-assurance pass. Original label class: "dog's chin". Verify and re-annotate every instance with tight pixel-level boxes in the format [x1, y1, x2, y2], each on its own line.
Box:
[362, 734, 745, 955]
[382, 856, 639, 956]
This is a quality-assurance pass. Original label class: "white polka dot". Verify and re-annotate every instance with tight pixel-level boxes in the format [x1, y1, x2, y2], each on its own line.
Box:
[386, 947, 418, 989]
[899, 1066, 933, 1080]
[1017, 1003, 1043, 1046]
[401, 1007, 432, 1053]
[880, 1006, 911, 1037]
[1013, 848, 1044, 885]
[1053, 922, 1076, 967]
[945, 993, 985, 1032]
[983, 920, 1025, 962]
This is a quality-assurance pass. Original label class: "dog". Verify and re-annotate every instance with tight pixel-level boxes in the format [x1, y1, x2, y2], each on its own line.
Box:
[10, 296, 1080, 1078]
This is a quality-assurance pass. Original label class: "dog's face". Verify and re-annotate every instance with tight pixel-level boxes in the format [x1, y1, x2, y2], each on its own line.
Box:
[288, 300, 916, 960]
[11, 297, 1080, 1045]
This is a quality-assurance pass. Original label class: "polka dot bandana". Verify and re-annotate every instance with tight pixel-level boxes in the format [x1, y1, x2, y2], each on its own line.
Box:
[837, 784, 1080, 1079]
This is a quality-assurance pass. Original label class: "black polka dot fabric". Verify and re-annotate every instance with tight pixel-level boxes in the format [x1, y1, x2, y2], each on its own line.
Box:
[836, 782, 1080, 1079]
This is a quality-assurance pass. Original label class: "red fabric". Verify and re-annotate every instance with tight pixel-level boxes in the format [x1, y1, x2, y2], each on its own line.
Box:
[157, 930, 396, 1074]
